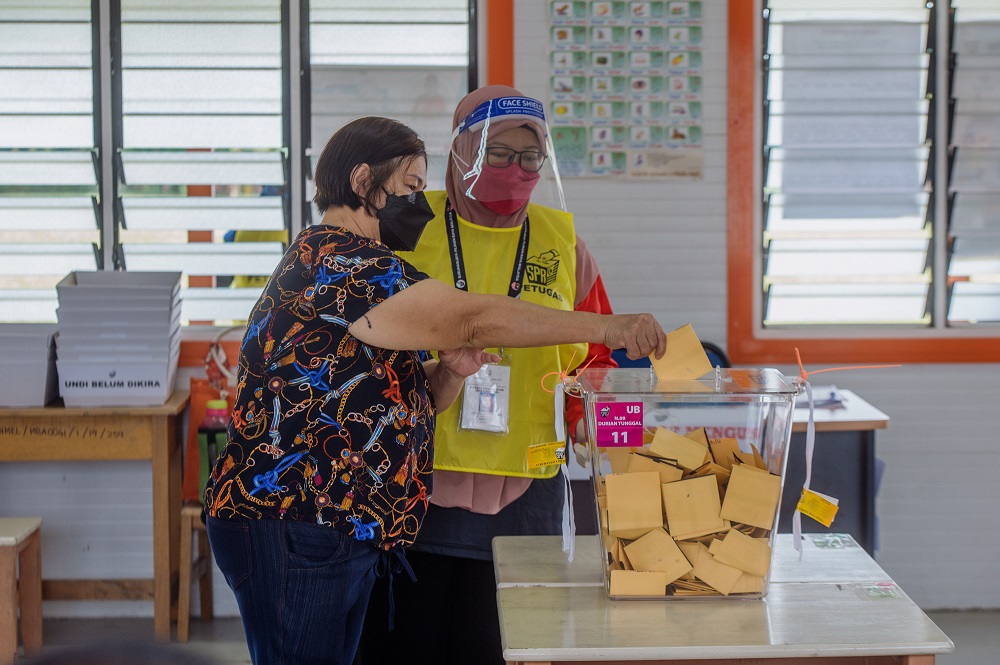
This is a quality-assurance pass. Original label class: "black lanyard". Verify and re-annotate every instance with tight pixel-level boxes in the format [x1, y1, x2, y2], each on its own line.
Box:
[444, 199, 530, 299]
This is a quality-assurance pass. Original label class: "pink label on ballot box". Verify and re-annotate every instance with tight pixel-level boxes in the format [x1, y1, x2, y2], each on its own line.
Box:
[595, 401, 643, 447]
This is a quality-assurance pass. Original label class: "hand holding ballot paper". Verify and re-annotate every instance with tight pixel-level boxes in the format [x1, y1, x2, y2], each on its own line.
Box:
[648, 323, 715, 381]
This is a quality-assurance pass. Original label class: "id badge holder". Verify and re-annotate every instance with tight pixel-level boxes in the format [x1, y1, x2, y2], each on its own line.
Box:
[458, 349, 512, 434]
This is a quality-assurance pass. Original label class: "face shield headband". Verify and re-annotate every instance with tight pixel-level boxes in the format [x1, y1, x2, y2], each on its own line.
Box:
[451, 96, 566, 211]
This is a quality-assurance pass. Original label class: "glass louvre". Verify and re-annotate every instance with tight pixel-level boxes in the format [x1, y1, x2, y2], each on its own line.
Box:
[118, 0, 287, 325]
[0, 2, 98, 323]
[949, 2, 1000, 324]
[766, 283, 930, 324]
[762, 2, 932, 328]
[120, 152, 285, 186]
[766, 193, 929, 234]
[949, 283, 1000, 323]
[123, 242, 285, 275]
[121, 197, 284, 232]
[308, 0, 471, 223]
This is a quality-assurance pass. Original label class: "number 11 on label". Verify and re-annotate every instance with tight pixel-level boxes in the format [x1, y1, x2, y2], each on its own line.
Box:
[594, 401, 643, 448]
[610, 430, 629, 445]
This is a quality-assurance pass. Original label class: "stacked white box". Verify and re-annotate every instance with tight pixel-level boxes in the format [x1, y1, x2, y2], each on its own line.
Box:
[0, 324, 59, 407]
[55, 271, 182, 406]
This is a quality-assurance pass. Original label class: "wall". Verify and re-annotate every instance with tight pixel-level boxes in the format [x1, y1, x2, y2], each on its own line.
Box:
[0, 1, 996, 620]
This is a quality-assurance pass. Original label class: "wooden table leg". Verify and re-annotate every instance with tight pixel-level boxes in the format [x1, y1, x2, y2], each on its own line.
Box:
[151, 415, 177, 641]
[0, 546, 16, 665]
[18, 530, 42, 656]
[167, 415, 181, 624]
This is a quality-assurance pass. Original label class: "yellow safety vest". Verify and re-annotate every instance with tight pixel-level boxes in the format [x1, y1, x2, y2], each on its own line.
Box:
[399, 190, 586, 479]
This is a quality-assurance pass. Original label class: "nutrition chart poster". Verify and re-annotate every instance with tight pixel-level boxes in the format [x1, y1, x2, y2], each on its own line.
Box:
[548, 1, 704, 178]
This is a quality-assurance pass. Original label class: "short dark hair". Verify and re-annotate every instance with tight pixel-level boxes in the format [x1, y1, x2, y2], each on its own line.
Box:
[313, 117, 427, 215]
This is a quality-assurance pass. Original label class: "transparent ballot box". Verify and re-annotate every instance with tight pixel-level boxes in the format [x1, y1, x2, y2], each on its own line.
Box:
[575, 367, 802, 599]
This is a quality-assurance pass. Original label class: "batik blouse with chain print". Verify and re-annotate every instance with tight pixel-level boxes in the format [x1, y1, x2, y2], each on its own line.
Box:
[204, 224, 435, 550]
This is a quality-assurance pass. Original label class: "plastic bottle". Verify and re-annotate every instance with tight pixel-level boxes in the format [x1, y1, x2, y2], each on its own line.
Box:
[197, 399, 230, 504]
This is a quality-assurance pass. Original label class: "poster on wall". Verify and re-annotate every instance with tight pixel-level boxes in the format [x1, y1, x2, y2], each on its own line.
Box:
[548, 0, 704, 178]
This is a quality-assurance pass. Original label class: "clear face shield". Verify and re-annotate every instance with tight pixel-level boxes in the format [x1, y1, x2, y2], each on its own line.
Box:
[450, 96, 567, 212]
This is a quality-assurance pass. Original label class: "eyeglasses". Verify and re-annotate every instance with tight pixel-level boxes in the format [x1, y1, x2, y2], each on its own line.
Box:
[484, 147, 548, 173]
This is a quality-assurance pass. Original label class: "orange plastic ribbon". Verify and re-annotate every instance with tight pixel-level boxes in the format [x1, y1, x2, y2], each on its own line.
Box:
[539, 348, 600, 394]
[794, 347, 901, 382]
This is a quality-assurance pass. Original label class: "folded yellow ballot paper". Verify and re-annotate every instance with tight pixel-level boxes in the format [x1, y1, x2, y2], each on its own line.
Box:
[661, 475, 726, 539]
[685, 427, 711, 447]
[709, 437, 741, 471]
[649, 323, 714, 380]
[649, 426, 709, 471]
[713, 529, 772, 578]
[605, 471, 663, 540]
[623, 528, 693, 584]
[688, 542, 743, 596]
[610, 570, 668, 597]
[721, 464, 782, 530]
[626, 451, 684, 484]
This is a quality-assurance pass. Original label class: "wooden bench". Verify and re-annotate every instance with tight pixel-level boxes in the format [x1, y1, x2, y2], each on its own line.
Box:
[0, 518, 42, 665]
[177, 505, 213, 642]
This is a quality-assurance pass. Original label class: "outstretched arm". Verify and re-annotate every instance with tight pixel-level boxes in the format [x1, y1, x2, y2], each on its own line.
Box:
[348, 277, 666, 361]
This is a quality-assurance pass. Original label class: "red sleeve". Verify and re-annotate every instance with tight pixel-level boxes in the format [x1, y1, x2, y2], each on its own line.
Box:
[565, 274, 617, 439]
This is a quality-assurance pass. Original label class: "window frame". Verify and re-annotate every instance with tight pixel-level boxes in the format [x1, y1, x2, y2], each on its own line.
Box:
[727, 0, 1000, 364]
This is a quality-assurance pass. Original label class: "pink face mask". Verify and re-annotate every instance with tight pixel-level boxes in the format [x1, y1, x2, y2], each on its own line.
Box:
[472, 164, 541, 215]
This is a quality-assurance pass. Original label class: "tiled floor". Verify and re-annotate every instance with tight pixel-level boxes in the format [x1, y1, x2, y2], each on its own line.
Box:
[26, 611, 998, 664]
[35, 617, 251, 665]
[925, 611, 1000, 665]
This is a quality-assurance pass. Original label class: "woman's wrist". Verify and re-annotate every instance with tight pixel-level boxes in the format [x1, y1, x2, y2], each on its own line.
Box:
[437, 359, 466, 384]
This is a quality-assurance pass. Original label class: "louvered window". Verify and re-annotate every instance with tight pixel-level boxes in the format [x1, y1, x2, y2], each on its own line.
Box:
[0, 2, 100, 322]
[763, 0, 1000, 329]
[948, 0, 1000, 324]
[0, 1, 475, 325]
[763, 1, 933, 327]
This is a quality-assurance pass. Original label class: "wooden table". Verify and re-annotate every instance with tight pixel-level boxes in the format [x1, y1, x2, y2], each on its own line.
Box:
[493, 534, 952, 664]
[783, 389, 890, 554]
[0, 391, 189, 641]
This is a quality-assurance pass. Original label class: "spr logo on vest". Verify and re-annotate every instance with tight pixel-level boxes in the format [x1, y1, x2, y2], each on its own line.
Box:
[524, 249, 564, 302]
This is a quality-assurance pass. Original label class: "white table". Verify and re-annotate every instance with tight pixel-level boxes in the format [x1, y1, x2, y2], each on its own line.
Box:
[493, 534, 952, 665]
[495, 535, 603, 588]
[770, 533, 888, 584]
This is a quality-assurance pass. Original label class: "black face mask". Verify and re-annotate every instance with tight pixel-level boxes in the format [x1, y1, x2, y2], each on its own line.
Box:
[375, 190, 435, 252]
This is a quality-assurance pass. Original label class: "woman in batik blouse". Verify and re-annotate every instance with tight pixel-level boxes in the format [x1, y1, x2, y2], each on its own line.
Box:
[203, 116, 665, 665]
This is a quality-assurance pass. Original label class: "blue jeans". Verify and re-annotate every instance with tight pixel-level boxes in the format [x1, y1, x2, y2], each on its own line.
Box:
[207, 517, 381, 665]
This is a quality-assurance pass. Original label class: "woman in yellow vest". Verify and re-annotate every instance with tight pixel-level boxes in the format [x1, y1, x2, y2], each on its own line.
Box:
[358, 86, 620, 665]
